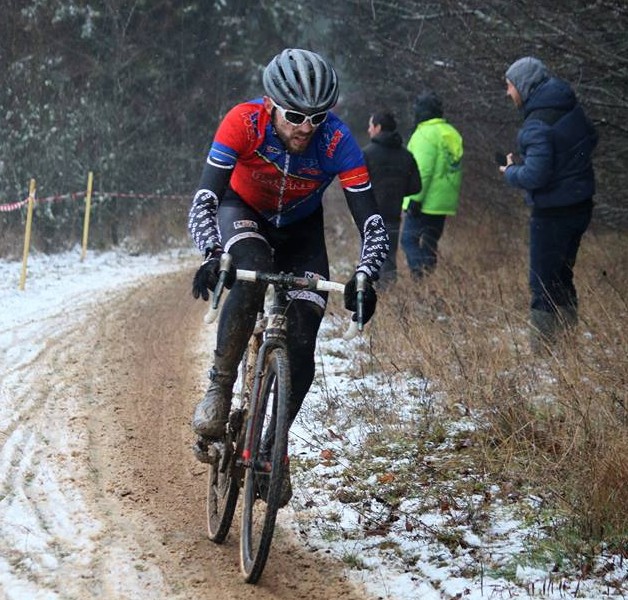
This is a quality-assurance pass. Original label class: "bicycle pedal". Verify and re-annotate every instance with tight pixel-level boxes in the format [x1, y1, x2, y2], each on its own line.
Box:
[207, 441, 225, 465]
[195, 437, 225, 465]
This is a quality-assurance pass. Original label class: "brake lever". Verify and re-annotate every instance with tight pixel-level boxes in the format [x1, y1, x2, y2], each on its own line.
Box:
[205, 253, 232, 324]
[213, 253, 232, 309]
[356, 272, 367, 332]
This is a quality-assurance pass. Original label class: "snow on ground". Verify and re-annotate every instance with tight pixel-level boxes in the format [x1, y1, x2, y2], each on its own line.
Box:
[0, 247, 625, 599]
[287, 336, 627, 599]
[0, 246, 192, 599]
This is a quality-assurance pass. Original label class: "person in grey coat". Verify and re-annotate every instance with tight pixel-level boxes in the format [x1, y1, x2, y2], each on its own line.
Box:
[499, 57, 598, 353]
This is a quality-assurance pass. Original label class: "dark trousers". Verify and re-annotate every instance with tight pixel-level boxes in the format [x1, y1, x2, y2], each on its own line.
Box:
[401, 211, 446, 277]
[215, 192, 327, 425]
[529, 206, 592, 313]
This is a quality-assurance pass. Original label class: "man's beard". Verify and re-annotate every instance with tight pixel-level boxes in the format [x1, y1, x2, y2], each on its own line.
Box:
[273, 115, 314, 154]
[279, 130, 312, 154]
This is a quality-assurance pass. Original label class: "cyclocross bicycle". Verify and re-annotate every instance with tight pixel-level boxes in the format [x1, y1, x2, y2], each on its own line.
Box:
[203, 253, 364, 584]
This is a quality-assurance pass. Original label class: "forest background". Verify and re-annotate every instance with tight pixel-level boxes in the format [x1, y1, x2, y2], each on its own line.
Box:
[1, 0, 627, 252]
[1, 1, 627, 592]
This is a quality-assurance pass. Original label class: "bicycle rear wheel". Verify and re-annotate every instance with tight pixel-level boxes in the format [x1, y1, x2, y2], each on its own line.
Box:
[206, 433, 240, 542]
[240, 347, 290, 584]
[206, 342, 255, 543]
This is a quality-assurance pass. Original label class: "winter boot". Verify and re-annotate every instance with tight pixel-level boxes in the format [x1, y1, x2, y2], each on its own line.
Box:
[557, 304, 578, 330]
[255, 455, 293, 508]
[529, 309, 559, 355]
[192, 366, 237, 440]
[257, 434, 293, 508]
[278, 462, 293, 508]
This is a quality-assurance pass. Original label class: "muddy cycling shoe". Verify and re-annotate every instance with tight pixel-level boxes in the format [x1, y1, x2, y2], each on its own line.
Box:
[278, 466, 293, 508]
[193, 436, 225, 465]
[193, 437, 211, 463]
[192, 384, 231, 438]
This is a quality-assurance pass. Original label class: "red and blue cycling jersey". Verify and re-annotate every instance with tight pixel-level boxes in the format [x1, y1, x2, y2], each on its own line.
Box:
[207, 98, 370, 226]
[189, 98, 389, 280]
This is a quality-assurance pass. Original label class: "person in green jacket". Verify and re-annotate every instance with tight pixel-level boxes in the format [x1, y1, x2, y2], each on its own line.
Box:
[401, 91, 463, 278]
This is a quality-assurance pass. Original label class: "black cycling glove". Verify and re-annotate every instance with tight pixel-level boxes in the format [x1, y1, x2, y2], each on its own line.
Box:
[343, 272, 377, 325]
[192, 250, 235, 301]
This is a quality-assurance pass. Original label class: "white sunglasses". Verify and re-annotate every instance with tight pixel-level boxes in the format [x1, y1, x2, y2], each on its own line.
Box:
[270, 99, 328, 127]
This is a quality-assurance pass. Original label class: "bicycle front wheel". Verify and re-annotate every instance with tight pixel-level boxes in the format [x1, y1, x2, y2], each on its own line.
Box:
[240, 347, 290, 584]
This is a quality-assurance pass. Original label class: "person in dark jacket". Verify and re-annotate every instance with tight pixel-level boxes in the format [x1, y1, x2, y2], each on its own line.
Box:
[363, 110, 422, 286]
[499, 56, 598, 353]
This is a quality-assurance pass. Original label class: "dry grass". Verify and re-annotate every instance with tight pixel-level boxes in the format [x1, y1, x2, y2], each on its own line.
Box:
[4, 184, 625, 558]
[325, 191, 627, 553]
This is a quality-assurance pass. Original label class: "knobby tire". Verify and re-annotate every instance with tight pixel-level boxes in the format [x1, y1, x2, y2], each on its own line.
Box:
[206, 437, 239, 542]
[206, 343, 254, 542]
[240, 347, 290, 584]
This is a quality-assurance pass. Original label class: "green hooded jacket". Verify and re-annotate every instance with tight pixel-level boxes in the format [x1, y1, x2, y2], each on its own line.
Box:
[403, 118, 463, 215]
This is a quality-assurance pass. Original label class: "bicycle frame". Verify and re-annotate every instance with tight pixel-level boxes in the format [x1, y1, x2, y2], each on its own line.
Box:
[241, 301, 286, 464]
[204, 256, 362, 584]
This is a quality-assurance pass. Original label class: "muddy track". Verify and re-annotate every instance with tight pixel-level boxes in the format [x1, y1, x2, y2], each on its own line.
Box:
[76, 268, 369, 599]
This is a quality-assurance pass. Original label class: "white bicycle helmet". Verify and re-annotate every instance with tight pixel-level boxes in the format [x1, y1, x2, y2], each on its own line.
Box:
[263, 48, 339, 114]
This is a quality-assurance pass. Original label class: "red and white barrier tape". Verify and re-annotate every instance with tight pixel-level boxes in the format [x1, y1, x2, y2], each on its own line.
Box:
[96, 192, 188, 201]
[0, 191, 187, 213]
[0, 199, 29, 212]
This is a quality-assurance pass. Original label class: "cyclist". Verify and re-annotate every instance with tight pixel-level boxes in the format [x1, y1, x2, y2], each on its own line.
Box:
[188, 48, 389, 505]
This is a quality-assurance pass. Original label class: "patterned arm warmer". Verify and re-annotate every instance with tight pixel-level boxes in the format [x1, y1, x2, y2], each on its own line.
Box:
[188, 188, 221, 255]
[357, 213, 389, 280]
[188, 158, 233, 254]
[343, 185, 390, 280]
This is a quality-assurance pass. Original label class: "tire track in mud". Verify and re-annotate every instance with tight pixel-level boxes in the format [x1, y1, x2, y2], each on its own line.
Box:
[0, 311, 159, 599]
[82, 268, 371, 599]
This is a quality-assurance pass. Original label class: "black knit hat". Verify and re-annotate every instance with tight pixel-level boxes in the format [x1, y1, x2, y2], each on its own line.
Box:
[414, 91, 443, 124]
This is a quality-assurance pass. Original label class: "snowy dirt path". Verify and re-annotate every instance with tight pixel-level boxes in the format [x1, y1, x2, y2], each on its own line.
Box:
[0, 266, 370, 600]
